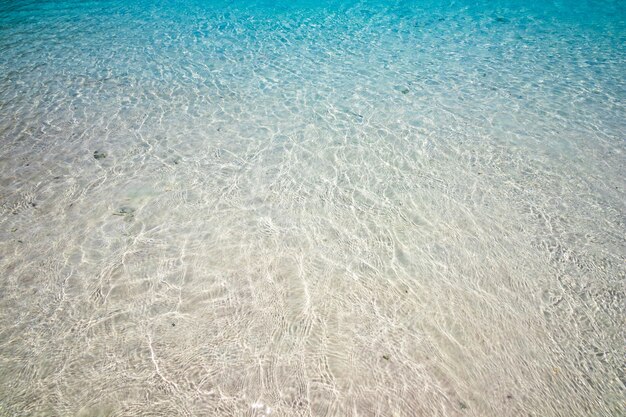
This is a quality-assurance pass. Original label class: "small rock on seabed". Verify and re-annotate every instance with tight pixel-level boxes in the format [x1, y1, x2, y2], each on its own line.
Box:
[113, 207, 135, 217]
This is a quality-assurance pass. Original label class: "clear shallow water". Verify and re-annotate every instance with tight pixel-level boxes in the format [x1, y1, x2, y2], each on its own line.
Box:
[0, 0, 624, 415]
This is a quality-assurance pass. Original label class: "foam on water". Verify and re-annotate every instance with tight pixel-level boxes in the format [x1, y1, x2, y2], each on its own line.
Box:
[0, 1, 624, 416]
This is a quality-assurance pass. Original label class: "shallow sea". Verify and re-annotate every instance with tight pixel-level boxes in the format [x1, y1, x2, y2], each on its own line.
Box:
[0, 1, 624, 416]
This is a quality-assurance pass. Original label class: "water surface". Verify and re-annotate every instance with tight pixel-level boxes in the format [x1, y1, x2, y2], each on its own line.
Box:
[0, 1, 624, 416]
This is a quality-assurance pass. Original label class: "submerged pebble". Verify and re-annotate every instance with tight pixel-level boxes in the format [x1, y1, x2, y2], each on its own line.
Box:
[394, 85, 410, 94]
[113, 207, 135, 217]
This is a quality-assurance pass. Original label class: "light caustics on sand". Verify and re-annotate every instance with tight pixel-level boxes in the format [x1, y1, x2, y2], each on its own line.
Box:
[0, 1, 624, 416]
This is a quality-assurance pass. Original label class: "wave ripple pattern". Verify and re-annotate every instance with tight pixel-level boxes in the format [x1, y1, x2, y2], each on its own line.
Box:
[0, 1, 624, 416]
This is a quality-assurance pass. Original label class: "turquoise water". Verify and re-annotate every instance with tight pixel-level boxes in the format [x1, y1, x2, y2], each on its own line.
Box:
[0, 1, 624, 416]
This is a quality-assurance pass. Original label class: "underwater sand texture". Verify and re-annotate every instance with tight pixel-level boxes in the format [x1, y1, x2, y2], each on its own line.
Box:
[0, 1, 624, 416]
